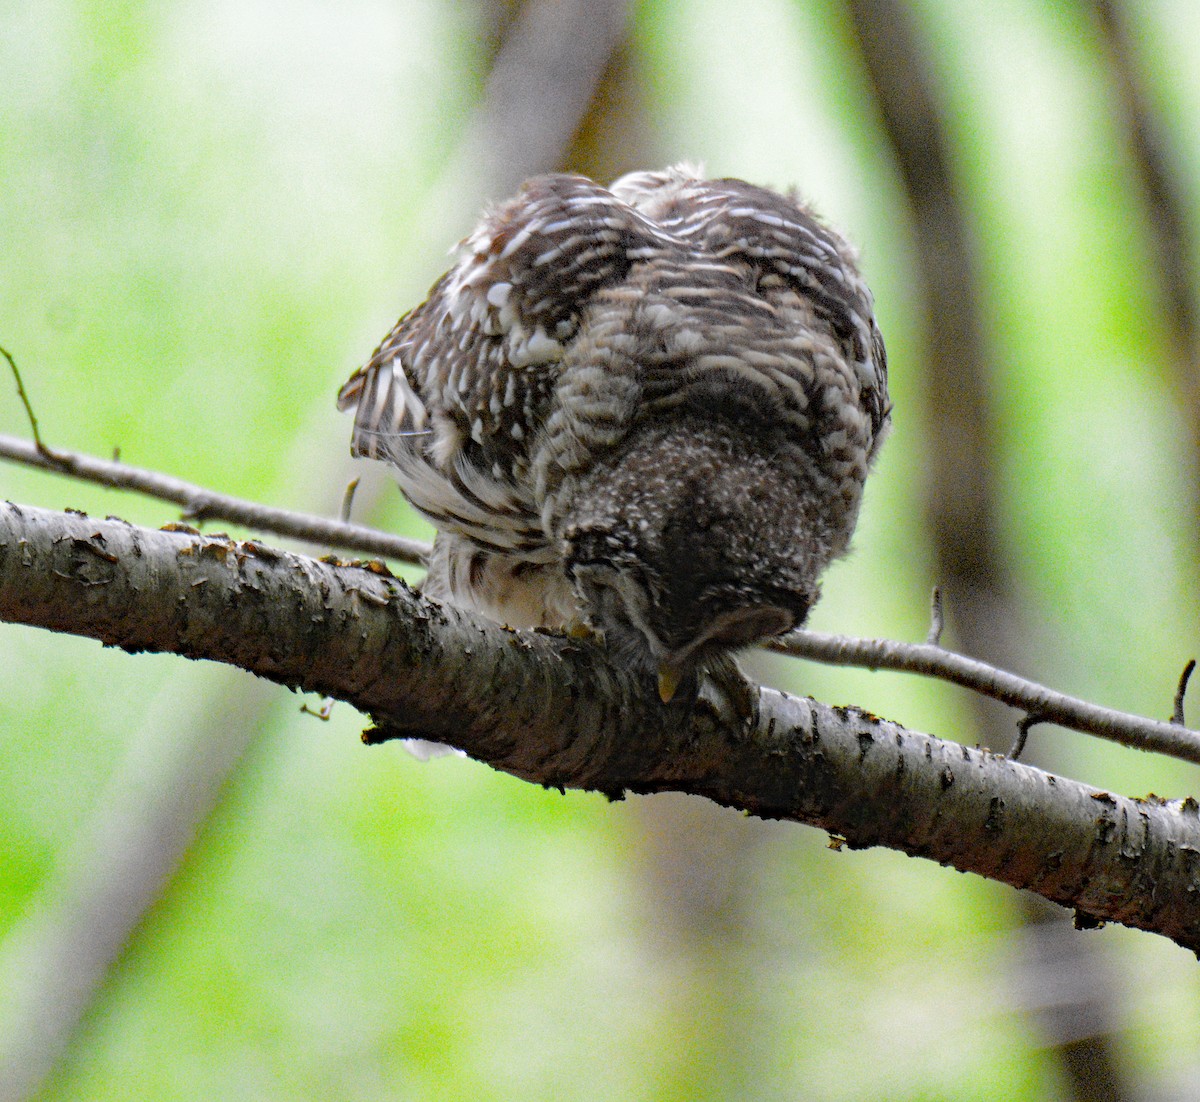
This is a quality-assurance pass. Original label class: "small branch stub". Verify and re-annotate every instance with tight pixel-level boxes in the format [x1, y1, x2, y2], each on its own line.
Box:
[1173, 659, 1196, 727]
[926, 585, 944, 646]
[1010, 713, 1045, 762]
[340, 478, 360, 524]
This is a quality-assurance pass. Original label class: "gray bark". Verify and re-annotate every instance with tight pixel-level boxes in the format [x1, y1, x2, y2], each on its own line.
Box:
[2, 500, 1199, 953]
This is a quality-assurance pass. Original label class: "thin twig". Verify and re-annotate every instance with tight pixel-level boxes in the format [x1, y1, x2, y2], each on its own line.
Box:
[770, 630, 1200, 766]
[0, 433, 427, 565]
[1173, 659, 1196, 727]
[3, 345, 67, 461]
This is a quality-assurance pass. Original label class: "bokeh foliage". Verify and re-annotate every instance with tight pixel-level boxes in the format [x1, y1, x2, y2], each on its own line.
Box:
[2, 1, 1199, 1099]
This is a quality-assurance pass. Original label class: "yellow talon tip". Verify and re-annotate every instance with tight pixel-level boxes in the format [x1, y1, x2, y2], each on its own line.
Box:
[657, 666, 680, 704]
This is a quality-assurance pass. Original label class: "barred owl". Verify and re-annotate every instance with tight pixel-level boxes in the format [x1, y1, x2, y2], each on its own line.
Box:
[339, 165, 889, 713]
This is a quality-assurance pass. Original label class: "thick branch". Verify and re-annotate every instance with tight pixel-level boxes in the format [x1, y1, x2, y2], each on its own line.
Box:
[2, 501, 1199, 952]
[4, 431, 1195, 761]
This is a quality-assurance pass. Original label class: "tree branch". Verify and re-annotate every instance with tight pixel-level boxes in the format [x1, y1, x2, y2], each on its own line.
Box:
[3, 429, 1197, 764]
[769, 631, 1200, 765]
[2, 501, 1199, 952]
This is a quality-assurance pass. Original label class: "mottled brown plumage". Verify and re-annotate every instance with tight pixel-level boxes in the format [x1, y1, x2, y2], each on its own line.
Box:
[339, 165, 889, 709]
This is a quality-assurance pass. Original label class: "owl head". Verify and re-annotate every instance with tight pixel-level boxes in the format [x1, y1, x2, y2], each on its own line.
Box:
[560, 418, 837, 703]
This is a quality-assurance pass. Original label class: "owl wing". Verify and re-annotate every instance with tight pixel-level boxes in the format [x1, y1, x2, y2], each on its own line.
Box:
[337, 174, 663, 555]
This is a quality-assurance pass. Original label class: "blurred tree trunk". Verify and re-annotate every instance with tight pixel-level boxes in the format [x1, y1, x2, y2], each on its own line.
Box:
[1090, 0, 1200, 540]
[843, 2, 1139, 1099]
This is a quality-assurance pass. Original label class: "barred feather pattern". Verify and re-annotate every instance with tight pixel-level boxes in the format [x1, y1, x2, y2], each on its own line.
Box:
[339, 165, 889, 686]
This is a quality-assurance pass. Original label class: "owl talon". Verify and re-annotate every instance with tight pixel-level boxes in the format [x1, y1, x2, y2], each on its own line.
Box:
[657, 663, 683, 704]
[697, 655, 760, 731]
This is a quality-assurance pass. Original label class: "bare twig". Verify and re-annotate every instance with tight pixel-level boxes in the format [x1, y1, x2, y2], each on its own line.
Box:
[3, 345, 67, 461]
[0, 433, 427, 565]
[770, 630, 1200, 766]
[1174, 659, 1196, 727]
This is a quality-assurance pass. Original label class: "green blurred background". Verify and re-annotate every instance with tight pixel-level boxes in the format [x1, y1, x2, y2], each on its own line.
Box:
[2, 1, 1199, 1098]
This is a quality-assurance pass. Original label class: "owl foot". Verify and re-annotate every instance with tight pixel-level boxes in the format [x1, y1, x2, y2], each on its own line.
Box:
[696, 653, 761, 732]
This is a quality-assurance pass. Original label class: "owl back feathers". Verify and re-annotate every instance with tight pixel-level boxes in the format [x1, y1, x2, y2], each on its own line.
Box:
[339, 166, 889, 596]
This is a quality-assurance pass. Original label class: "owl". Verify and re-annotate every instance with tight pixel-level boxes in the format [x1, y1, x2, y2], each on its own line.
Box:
[339, 165, 889, 714]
